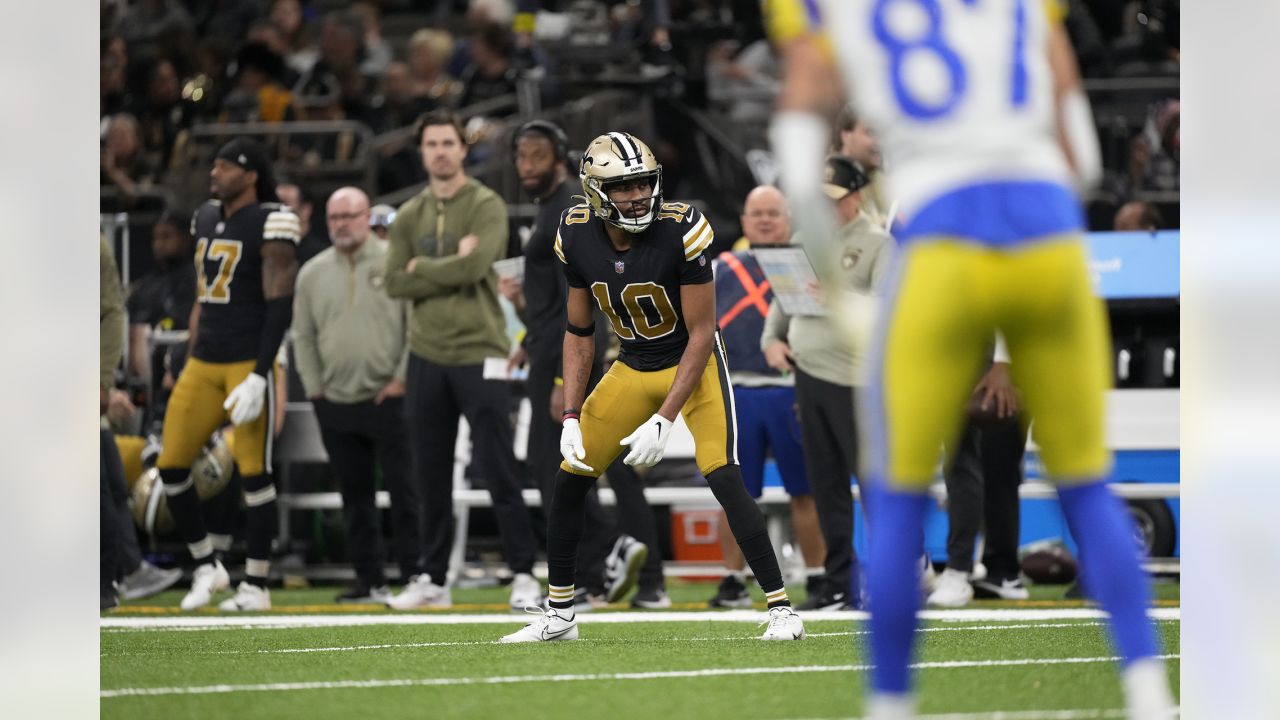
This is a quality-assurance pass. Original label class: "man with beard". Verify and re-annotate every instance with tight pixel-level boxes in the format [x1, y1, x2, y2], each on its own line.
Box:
[384, 111, 541, 610]
[155, 137, 300, 611]
[291, 186, 421, 604]
[500, 121, 663, 609]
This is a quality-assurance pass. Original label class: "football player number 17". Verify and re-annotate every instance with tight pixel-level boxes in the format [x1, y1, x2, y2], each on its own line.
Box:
[194, 238, 243, 303]
[871, 0, 1028, 120]
[591, 281, 679, 341]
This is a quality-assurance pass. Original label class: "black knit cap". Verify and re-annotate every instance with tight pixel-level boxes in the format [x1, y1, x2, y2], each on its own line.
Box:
[216, 137, 278, 202]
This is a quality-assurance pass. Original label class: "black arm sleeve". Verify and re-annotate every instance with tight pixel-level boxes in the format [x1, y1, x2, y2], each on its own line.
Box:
[254, 297, 292, 377]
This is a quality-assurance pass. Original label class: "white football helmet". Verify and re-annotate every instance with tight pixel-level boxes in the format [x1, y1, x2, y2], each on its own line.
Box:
[579, 131, 662, 233]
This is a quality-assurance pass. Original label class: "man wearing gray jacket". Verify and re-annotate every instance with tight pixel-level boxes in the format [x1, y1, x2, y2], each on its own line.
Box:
[761, 156, 894, 609]
[292, 186, 421, 604]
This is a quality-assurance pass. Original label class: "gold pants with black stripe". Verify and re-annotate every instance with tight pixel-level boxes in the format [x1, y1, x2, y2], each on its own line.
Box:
[156, 357, 274, 476]
[564, 338, 739, 478]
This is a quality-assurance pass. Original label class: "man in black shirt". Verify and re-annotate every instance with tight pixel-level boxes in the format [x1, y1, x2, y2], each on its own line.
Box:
[502, 121, 664, 608]
[126, 212, 196, 427]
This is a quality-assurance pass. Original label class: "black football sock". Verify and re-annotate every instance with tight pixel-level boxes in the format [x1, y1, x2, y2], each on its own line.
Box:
[159, 468, 215, 564]
[241, 473, 277, 588]
[706, 465, 790, 608]
[546, 469, 594, 610]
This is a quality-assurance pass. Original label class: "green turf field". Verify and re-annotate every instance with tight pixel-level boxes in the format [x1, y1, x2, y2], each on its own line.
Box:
[100, 580, 1180, 720]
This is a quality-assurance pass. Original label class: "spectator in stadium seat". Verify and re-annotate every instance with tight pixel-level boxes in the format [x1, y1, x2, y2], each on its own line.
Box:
[112, 0, 193, 59]
[406, 29, 462, 111]
[760, 156, 895, 610]
[188, 0, 260, 47]
[351, 2, 393, 77]
[219, 41, 297, 124]
[246, 19, 302, 88]
[293, 12, 384, 132]
[1113, 201, 1164, 232]
[101, 113, 154, 199]
[134, 56, 196, 171]
[457, 22, 518, 112]
[101, 36, 130, 117]
[706, 39, 780, 126]
[277, 182, 330, 267]
[383, 111, 541, 611]
[270, 0, 320, 76]
[708, 186, 826, 610]
[181, 38, 234, 122]
[291, 186, 423, 604]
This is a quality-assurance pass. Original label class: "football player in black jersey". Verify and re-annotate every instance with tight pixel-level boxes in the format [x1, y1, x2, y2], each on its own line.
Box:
[504, 120, 665, 607]
[502, 132, 805, 643]
[155, 138, 300, 611]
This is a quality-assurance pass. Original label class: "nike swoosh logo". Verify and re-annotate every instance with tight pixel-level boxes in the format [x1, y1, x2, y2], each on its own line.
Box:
[542, 626, 573, 640]
[653, 422, 662, 434]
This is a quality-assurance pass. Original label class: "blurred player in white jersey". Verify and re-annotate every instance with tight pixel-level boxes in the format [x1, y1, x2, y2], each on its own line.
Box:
[765, 0, 1175, 717]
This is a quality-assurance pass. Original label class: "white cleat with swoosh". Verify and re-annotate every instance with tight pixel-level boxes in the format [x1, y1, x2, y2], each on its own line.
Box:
[500, 606, 580, 643]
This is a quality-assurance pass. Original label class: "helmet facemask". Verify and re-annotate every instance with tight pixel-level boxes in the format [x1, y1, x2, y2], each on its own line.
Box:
[588, 170, 662, 233]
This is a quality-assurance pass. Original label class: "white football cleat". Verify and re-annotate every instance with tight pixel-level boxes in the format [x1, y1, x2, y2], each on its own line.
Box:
[865, 692, 917, 719]
[759, 605, 805, 640]
[1122, 657, 1178, 720]
[926, 568, 974, 607]
[919, 555, 938, 593]
[179, 560, 230, 611]
[218, 582, 271, 611]
[509, 573, 544, 611]
[604, 535, 648, 603]
[120, 560, 183, 600]
[500, 606, 579, 643]
[386, 574, 452, 610]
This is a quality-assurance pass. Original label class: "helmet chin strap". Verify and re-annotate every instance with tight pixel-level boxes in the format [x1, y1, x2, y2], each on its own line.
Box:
[608, 196, 657, 232]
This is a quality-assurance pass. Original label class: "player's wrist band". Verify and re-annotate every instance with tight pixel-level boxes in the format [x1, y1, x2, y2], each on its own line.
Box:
[562, 410, 580, 422]
[566, 322, 595, 337]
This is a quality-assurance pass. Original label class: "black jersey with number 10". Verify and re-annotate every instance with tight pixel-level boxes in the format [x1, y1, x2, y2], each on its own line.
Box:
[189, 200, 300, 363]
[554, 201, 715, 371]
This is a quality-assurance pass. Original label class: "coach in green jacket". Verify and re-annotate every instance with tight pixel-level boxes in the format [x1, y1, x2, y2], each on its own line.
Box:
[383, 111, 540, 612]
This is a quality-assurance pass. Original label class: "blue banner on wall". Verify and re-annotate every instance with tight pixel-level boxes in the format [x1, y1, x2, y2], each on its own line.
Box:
[1086, 231, 1179, 299]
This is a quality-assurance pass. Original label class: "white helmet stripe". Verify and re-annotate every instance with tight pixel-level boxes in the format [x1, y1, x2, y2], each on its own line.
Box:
[608, 131, 639, 166]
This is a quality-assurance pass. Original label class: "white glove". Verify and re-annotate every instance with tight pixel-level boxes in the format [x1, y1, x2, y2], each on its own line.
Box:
[223, 372, 268, 425]
[619, 413, 674, 468]
[560, 418, 594, 473]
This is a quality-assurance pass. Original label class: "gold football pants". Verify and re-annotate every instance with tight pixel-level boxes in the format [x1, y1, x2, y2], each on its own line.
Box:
[564, 335, 739, 479]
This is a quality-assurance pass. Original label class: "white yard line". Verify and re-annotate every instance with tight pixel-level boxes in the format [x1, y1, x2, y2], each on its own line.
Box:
[100, 653, 1179, 699]
[100, 607, 1180, 632]
[784, 709, 1149, 720]
[102, 622, 1149, 657]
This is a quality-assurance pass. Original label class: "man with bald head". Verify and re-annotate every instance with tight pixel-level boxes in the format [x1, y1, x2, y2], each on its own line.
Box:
[291, 186, 422, 603]
[708, 185, 827, 609]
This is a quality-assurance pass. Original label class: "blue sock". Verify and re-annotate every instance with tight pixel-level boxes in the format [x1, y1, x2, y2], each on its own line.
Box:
[866, 487, 930, 695]
[1057, 479, 1160, 665]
